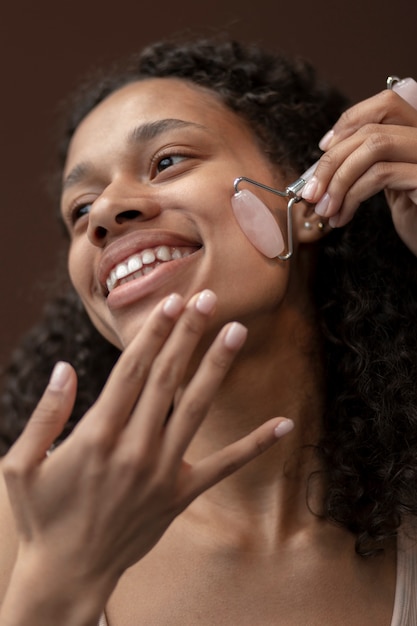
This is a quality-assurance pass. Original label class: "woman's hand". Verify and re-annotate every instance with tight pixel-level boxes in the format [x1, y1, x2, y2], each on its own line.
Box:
[301, 86, 417, 255]
[1, 290, 293, 625]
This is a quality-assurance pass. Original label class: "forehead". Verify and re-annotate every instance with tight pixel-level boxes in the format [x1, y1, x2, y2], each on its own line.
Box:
[64, 78, 259, 173]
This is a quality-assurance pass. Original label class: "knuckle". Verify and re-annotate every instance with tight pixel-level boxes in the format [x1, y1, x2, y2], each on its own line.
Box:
[151, 355, 182, 390]
[149, 314, 173, 340]
[316, 151, 334, 172]
[78, 427, 112, 457]
[369, 161, 392, 184]
[119, 352, 149, 386]
[331, 165, 348, 187]
[110, 446, 154, 483]
[35, 388, 66, 419]
[217, 458, 241, 480]
[32, 401, 61, 425]
[182, 396, 208, 422]
[253, 434, 270, 456]
[208, 348, 231, 371]
[2, 453, 30, 483]
[364, 130, 394, 155]
[181, 312, 205, 338]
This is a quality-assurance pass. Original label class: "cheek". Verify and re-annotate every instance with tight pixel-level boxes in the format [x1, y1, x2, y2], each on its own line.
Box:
[67, 244, 87, 296]
[67, 244, 122, 349]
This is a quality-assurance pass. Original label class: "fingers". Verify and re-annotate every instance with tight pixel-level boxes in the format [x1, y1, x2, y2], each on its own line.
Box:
[4, 362, 77, 468]
[308, 127, 417, 226]
[160, 321, 248, 466]
[322, 89, 417, 146]
[329, 162, 417, 228]
[121, 289, 219, 446]
[78, 289, 219, 448]
[77, 292, 185, 436]
[300, 90, 417, 226]
[182, 417, 294, 504]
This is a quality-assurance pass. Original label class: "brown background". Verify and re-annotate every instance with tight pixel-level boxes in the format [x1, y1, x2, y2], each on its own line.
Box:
[1, 0, 416, 376]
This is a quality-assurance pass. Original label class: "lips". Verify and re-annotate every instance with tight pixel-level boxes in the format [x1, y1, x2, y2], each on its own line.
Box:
[106, 245, 196, 293]
[97, 230, 202, 297]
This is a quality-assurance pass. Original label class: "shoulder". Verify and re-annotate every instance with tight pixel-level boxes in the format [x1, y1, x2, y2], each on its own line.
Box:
[0, 459, 19, 603]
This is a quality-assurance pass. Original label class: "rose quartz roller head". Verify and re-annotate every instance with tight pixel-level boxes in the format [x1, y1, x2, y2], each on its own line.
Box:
[231, 174, 298, 260]
[231, 188, 285, 259]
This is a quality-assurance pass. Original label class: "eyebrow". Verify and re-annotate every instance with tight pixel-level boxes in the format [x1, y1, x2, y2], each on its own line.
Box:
[127, 118, 208, 143]
[62, 162, 91, 192]
[62, 118, 209, 193]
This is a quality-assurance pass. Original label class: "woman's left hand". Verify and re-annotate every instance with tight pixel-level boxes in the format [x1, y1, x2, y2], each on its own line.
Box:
[301, 86, 417, 256]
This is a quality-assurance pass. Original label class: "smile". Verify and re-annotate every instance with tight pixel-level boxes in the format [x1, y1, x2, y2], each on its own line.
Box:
[106, 245, 196, 293]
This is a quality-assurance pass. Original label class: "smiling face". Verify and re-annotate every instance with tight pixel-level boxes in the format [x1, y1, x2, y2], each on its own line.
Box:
[61, 77, 301, 350]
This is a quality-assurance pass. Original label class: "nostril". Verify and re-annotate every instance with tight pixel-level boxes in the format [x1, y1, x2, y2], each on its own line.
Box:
[95, 226, 107, 240]
[115, 210, 141, 224]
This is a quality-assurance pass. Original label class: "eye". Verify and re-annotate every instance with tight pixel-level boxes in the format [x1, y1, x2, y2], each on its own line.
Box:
[156, 154, 186, 173]
[72, 202, 92, 223]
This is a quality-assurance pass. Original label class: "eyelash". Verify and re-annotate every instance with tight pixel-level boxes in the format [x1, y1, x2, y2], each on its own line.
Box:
[68, 201, 93, 227]
[151, 149, 191, 175]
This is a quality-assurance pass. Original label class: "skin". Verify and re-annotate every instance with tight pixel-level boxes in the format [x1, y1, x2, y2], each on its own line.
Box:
[1, 75, 417, 625]
[61, 78, 310, 351]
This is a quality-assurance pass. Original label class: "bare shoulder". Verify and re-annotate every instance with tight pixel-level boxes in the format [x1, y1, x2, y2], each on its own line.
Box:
[0, 459, 18, 602]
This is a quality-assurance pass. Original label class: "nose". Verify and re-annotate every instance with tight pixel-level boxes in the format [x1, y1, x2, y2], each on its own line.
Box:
[87, 180, 161, 247]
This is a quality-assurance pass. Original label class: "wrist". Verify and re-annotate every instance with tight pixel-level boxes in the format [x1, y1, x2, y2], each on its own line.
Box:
[0, 547, 115, 626]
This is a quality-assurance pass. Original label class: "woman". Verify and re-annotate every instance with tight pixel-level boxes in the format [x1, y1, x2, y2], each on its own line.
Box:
[1, 38, 417, 625]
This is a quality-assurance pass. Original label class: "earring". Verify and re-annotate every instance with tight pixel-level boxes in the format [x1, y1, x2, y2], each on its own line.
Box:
[304, 220, 325, 231]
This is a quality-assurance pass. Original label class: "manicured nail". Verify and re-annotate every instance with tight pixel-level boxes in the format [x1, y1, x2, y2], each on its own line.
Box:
[196, 289, 217, 314]
[274, 419, 294, 438]
[328, 214, 340, 228]
[319, 129, 334, 151]
[163, 293, 183, 317]
[315, 192, 331, 217]
[49, 361, 71, 390]
[301, 176, 318, 201]
[224, 322, 248, 349]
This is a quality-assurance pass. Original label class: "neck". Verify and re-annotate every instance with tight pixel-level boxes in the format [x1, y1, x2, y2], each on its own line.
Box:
[178, 306, 327, 550]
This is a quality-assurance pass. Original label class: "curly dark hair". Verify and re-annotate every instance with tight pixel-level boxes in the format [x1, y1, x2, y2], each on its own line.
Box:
[2, 37, 417, 557]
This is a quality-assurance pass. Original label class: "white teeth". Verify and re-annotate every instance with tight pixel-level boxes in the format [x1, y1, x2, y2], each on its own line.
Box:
[127, 255, 142, 273]
[156, 245, 171, 261]
[142, 249, 156, 265]
[115, 264, 128, 280]
[105, 245, 196, 293]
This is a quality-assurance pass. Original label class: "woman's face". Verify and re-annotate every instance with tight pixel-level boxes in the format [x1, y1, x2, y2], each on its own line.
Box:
[61, 78, 297, 349]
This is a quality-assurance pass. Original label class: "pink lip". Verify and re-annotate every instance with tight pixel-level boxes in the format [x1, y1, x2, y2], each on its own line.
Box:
[106, 247, 202, 310]
[97, 230, 202, 290]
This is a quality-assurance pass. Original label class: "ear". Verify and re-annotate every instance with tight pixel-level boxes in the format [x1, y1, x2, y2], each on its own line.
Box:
[293, 200, 329, 244]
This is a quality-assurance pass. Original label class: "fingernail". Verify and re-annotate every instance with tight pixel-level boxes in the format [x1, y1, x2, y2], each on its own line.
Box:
[224, 322, 248, 349]
[196, 289, 217, 314]
[328, 215, 339, 228]
[49, 361, 71, 390]
[301, 176, 318, 201]
[274, 419, 294, 438]
[315, 192, 331, 217]
[319, 129, 334, 151]
[163, 293, 183, 317]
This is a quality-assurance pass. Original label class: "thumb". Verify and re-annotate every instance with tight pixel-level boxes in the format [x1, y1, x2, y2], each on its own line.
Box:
[9, 362, 77, 464]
